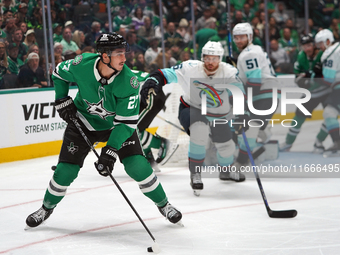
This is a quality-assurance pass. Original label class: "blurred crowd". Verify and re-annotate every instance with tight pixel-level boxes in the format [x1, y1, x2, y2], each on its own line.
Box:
[0, 0, 339, 89]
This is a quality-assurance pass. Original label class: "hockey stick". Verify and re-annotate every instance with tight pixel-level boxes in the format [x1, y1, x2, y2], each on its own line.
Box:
[70, 117, 160, 252]
[226, 0, 233, 58]
[156, 114, 186, 132]
[242, 130, 298, 218]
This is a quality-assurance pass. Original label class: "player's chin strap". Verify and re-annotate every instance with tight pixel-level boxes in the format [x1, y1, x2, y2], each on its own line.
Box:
[100, 55, 118, 75]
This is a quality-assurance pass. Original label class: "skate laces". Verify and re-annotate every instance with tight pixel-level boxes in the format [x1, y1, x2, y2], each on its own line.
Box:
[191, 173, 202, 183]
[163, 204, 178, 219]
[31, 207, 47, 222]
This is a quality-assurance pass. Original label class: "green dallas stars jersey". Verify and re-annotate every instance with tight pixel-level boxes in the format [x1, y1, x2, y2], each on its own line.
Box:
[293, 49, 325, 91]
[52, 53, 140, 150]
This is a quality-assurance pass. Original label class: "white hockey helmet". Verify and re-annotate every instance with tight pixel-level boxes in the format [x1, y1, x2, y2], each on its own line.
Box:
[315, 29, 334, 49]
[201, 41, 224, 61]
[232, 22, 253, 45]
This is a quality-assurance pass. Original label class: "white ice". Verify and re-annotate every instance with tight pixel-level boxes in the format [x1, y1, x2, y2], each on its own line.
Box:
[1, 120, 340, 255]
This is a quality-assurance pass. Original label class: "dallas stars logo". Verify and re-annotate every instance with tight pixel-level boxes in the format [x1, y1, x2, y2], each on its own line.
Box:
[84, 98, 115, 120]
[67, 142, 78, 154]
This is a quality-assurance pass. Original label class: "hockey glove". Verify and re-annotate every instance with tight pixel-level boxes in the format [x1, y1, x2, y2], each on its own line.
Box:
[140, 76, 161, 106]
[55, 96, 78, 124]
[232, 114, 250, 134]
[94, 146, 118, 177]
[313, 62, 323, 78]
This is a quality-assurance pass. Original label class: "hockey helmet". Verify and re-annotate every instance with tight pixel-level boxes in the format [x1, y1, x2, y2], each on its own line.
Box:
[300, 33, 314, 45]
[201, 41, 224, 61]
[96, 33, 130, 55]
[232, 22, 253, 44]
[315, 29, 334, 49]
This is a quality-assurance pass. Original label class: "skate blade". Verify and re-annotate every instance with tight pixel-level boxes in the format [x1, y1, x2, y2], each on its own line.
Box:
[323, 150, 340, 158]
[313, 148, 324, 154]
[175, 220, 184, 227]
[193, 190, 201, 196]
[160, 144, 179, 165]
[24, 225, 33, 230]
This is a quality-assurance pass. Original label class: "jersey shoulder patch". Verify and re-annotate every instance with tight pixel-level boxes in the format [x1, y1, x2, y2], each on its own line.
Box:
[130, 76, 139, 89]
[72, 55, 83, 65]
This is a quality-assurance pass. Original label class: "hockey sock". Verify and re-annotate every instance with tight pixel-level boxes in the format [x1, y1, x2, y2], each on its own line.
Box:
[43, 163, 80, 209]
[122, 155, 167, 207]
[285, 115, 305, 145]
[215, 140, 235, 166]
[140, 131, 162, 152]
[188, 141, 206, 174]
[316, 121, 329, 142]
[325, 118, 340, 142]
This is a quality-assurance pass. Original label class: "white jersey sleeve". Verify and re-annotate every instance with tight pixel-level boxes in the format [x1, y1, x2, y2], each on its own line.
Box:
[321, 42, 340, 89]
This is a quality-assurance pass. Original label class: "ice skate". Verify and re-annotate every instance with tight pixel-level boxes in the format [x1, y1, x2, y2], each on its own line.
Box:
[279, 142, 292, 152]
[219, 163, 246, 182]
[190, 173, 204, 196]
[158, 202, 183, 226]
[313, 139, 325, 153]
[323, 140, 340, 157]
[156, 137, 179, 165]
[25, 205, 54, 229]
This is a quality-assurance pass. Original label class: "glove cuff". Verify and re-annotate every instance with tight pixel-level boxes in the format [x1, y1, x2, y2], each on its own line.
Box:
[103, 146, 118, 160]
[55, 96, 73, 110]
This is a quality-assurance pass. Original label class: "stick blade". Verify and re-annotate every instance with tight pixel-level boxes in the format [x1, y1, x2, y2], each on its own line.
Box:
[268, 209, 298, 218]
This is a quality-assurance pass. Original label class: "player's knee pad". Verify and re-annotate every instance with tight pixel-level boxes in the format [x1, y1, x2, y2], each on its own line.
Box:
[323, 105, 339, 119]
[53, 162, 80, 187]
[190, 121, 210, 146]
[214, 139, 235, 159]
[122, 155, 153, 182]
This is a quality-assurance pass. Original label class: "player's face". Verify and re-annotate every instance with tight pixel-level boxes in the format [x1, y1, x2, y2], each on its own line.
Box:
[233, 34, 248, 50]
[203, 55, 220, 73]
[110, 49, 126, 71]
[316, 41, 326, 51]
[302, 42, 314, 57]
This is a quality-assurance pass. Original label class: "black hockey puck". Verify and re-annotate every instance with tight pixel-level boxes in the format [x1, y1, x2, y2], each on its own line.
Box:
[147, 247, 153, 252]
[51, 165, 57, 171]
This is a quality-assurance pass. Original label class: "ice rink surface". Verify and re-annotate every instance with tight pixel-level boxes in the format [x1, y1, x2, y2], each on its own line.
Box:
[1, 120, 340, 255]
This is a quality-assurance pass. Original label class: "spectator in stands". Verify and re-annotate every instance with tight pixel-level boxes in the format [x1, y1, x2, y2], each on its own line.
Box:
[167, 5, 184, 26]
[152, 0, 168, 26]
[176, 18, 191, 44]
[305, 18, 319, 37]
[329, 17, 340, 40]
[144, 37, 161, 67]
[125, 49, 135, 70]
[26, 44, 39, 62]
[195, 19, 217, 58]
[18, 21, 27, 40]
[164, 22, 183, 48]
[84, 21, 102, 47]
[3, 9, 14, 25]
[179, 50, 191, 62]
[11, 28, 27, 62]
[56, 7, 67, 26]
[155, 17, 167, 39]
[132, 6, 145, 31]
[62, 49, 76, 61]
[81, 46, 95, 53]
[137, 16, 155, 42]
[0, 40, 9, 87]
[233, 10, 244, 26]
[185, 1, 202, 22]
[60, 27, 81, 55]
[280, 19, 299, 43]
[270, 38, 291, 73]
[72, 30, 85, 51]
[113, 6, 132, 32]
[278, 27, 298, 63]
[53, 23, 63, 43]
[54, 42, 63, 56]
[242, 3, 255, 23]
[117, 25, 127, 38]
[23, 29, 37, 49]
[126, 31, 145, 53]
[318, 0, 339, 27]
[7, 42, 24, 75]
[210, 24, 238, 61]
[272, 2, 289, 28]
[1, 0, 16, 15]
[0, 15, 7, 41]
[134, 51, 148, 72]
[148, 51, 172, 73]
[64, 20, 74, 33]
[195, 7, 213, 31]
[3, 17, 15, 42]
[17, 52, 47, 88]
[16, 2, 29, 25]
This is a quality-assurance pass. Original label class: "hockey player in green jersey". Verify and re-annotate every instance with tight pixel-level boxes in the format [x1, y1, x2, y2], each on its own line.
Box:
[280, 34, 331, 152]
[25, 33, 182, 228]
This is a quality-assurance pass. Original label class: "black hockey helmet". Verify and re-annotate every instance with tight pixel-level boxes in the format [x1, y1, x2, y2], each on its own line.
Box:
[300, 33, 314, 45]
[96, 32, 130, 55]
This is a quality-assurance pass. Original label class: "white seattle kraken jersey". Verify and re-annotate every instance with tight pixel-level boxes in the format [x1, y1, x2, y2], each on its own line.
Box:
[321, 42, 340, 89]
[237, 44, 279, 92]
[161, 60, 245, 118]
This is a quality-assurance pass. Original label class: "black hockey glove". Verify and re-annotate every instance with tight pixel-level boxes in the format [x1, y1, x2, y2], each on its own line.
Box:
[232, 114, 250, 134]
[295, 71, 312, 89]
[313, 62, 323, 78]
[55, 96, 78, 124]
[94, 146, 118, 177]
[226, 56, 237, 67]
[140, 76, 161, 106]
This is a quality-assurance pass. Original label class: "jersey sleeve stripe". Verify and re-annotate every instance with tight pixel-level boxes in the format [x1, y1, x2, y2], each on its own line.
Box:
[114, 114, 139, 121]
